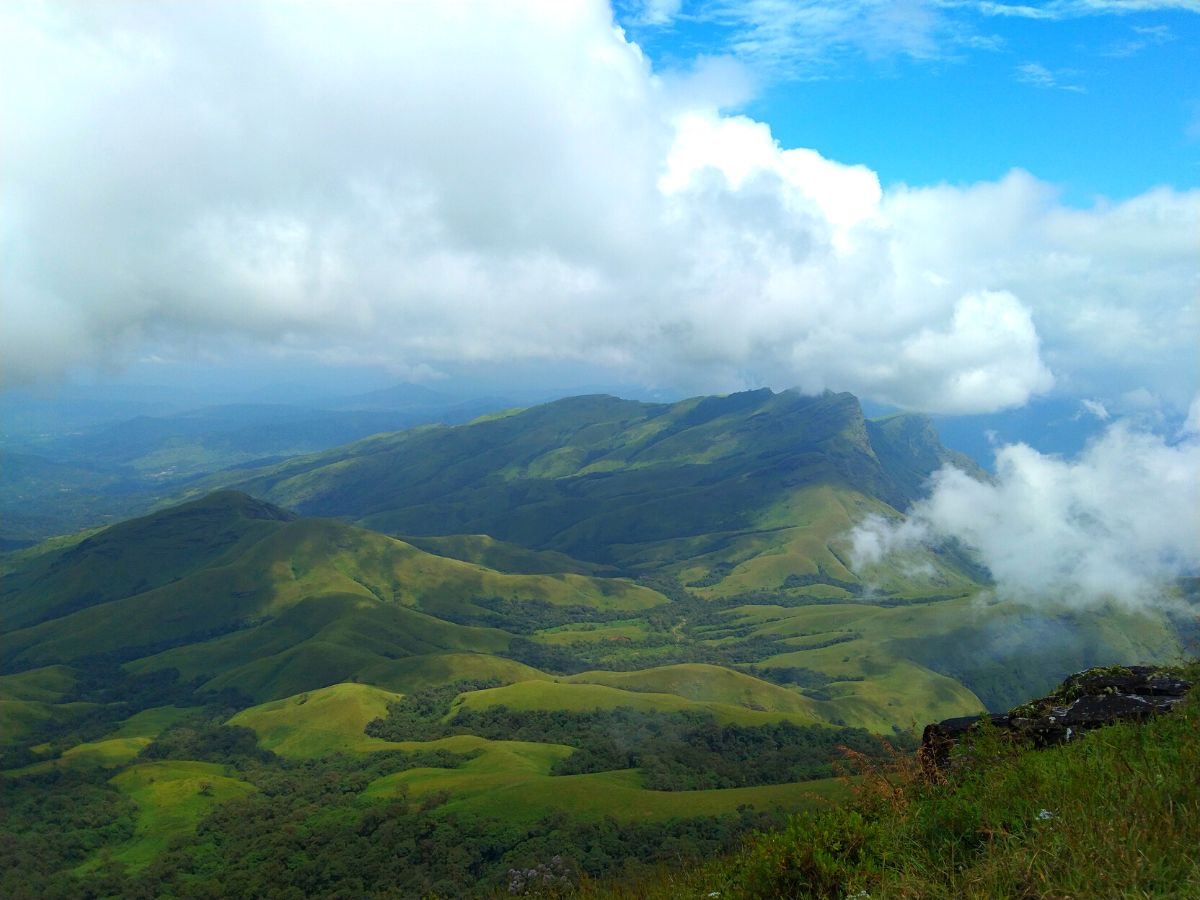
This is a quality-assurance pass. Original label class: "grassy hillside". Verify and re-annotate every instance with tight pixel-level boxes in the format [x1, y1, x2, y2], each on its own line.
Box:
[7, 705, 199, 776]
[362, 740, 847, 824]
[1, 492, 667, 702]
[403, 533, 617, 576]
[200, 390, 985, 599]
[97, 761, 257, 871]
[227, 683, 409, 758]
[586, 663, 1200, 900]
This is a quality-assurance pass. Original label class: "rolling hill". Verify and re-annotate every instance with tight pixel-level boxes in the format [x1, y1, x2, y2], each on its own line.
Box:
[201, 389, 985, 600]
[0, 491, 663, 702]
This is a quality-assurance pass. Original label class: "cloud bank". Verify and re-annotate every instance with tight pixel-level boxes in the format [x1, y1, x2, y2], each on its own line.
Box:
[851, 415, 1200, 608]
[1, 1, 1196, 414]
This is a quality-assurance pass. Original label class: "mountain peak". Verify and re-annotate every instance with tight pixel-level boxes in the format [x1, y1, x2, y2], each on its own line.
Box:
[172, 490, 296, 523]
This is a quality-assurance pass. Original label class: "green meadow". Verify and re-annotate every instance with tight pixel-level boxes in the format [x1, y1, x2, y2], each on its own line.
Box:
[95, 761, 256, 871]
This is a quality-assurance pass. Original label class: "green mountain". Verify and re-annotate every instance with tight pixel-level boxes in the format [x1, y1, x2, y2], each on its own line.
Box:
[0, 491, 666, 703]
[204, 389, 983, 601]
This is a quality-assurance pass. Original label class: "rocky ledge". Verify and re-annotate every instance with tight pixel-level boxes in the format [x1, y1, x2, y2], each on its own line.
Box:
[920, 665, 1194, 777]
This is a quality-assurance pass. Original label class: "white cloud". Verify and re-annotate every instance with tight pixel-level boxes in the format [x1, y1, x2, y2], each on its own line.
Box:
[1014, 61, 1086, 92]
[0, 1, 1195, 415]
[850, 420, 1200, 608]
[980, 1, 1200, 18]
[1103, 23, 1175, 55]
[625, 0, 685, 25]
[701, 0, 953, 72]
[630, 2, 1196, 77]
[1183, 395, 1200, 434]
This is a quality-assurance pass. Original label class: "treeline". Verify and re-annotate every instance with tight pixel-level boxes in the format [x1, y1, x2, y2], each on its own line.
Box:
[0, 768, 137, 899]
[502, 633, 801, 676]
[436, 596, 634, 634]
[366, 683, 911, 790]
[107, 796, 776, 899]
[0, 661, 249, 770]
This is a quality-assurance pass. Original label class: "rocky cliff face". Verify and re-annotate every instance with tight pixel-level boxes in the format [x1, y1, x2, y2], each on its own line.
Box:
[920, 664, 1194, 777]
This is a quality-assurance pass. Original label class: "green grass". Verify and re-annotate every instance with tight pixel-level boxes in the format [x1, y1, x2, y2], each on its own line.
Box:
[5, 704, 199, 775]
[720, 591, 1182, 719]
[451, 679, 818, 726]
[585, 664, 1200, 900]
[358, 651, 551, 693]
[87, 761, 256, 872]
[361, 733, 848, 823]
[563, 664, 820, 717]
[0, 699, 97, 747]
[4, 493, 666, 702]
[0, 665, 77, 702]
[228, 682, 411, 758]
[402, 533, 615, 576]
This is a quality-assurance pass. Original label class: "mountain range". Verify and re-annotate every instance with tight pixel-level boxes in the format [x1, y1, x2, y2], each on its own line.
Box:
[0, 387, 1187, 895]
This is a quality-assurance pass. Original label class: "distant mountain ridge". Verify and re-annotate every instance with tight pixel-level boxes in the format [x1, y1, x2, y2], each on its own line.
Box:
[203, 389, 983, 598]
[0, 391, 513, 543]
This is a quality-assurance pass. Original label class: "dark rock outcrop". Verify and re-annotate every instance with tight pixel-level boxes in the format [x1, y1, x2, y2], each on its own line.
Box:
[920, 665, 1193, 778]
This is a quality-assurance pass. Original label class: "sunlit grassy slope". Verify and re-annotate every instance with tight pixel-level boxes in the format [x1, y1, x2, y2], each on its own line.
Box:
[94, 761, 255, 871]
[227, 683, 409, 757]
[359, 733, 848, 824]
[564, 664, 820, 712]
[6, 705, 199, 776]
[1, 491, 667, 701]
[403, 533, 617, 576]
[219, 680, 850, 824]
[451, 679, 816, 724]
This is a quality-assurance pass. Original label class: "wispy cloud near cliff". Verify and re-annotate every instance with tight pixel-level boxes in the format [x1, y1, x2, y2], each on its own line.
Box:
[851, 409, 1200, 608]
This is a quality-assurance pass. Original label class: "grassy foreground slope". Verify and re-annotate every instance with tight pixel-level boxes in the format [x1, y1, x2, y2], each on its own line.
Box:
[589, 663, 1200, 900]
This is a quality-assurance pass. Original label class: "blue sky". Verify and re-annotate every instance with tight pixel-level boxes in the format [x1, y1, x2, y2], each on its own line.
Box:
[617, 1, 1200, 202]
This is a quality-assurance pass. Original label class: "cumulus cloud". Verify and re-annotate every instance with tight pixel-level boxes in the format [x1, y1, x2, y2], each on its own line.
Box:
[0, 1, 1195, 414]
[851, 415, 1200, 608]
